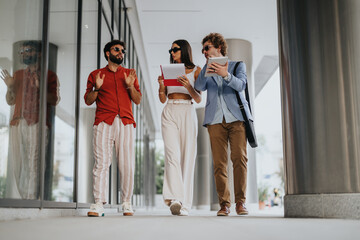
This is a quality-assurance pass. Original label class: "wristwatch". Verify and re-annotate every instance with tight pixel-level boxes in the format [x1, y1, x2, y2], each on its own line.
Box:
[223, 72, 230, 80]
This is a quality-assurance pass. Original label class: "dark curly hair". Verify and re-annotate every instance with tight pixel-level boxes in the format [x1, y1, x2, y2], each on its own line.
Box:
[103, 40, 126, 61]
[201, 33, 227, 56]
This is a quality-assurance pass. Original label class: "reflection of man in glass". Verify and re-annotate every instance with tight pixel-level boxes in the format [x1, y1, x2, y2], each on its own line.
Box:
[0, 41, 59, 199]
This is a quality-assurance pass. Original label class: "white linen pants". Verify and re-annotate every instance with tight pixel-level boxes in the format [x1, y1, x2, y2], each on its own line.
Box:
[92, 116, 135, 203]
[7, 119, 43, 199]
[161, 100, 198, 211]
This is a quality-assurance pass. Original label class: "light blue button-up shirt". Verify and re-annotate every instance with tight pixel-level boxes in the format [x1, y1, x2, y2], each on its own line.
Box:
[208, 75, 238, 125]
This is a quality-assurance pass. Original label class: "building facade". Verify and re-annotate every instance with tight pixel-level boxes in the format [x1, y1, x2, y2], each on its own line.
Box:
[0, 0, 157, 209]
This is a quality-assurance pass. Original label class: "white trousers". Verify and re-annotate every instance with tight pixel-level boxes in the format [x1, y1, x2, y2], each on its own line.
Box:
[7, 120, 42, 199]
[92, 116, 135, 203]
[161, 100, 198, 211]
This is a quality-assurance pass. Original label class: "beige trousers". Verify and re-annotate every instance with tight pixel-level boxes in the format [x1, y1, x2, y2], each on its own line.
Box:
[92, 116, 134, 203]
[207, 120, 248, 207]
[162, 100, 198, 211]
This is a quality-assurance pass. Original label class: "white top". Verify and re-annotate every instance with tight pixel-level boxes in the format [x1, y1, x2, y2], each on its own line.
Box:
[167, 66, 198, 96]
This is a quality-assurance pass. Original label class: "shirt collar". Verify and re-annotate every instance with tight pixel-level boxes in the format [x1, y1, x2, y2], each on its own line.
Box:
[105, 64, 123, 72]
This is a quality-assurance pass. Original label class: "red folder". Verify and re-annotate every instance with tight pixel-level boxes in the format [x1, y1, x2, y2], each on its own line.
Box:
[160, 65, 182, 86]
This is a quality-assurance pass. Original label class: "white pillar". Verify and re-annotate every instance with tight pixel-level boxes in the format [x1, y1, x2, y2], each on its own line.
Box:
[193, 108, 212, 209]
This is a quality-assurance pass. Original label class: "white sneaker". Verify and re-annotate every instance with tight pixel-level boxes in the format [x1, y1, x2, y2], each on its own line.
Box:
[122, 202, 134, 216]
[170, 200, 181, 215]
[179, 208, 189, 216]
[88, 202, 105, 217]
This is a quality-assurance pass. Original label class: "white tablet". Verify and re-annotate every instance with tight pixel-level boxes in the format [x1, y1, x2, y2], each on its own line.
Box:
[205, 56, 228, 77]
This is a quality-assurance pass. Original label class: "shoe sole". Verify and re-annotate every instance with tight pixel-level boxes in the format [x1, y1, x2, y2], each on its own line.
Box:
[123, 212, 134, 216]
[217, 213, 229, 216]
[170, 203, 181, 215]
[87, 212, 104, 217]
[237, 212, 249, 215]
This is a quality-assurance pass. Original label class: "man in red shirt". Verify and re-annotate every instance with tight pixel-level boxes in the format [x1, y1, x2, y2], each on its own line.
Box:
[84, 40, 142, 217]
[1, 41, 59, 200]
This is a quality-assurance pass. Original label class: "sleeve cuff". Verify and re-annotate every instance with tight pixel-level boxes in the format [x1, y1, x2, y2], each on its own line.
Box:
[223, 72, 231, 81]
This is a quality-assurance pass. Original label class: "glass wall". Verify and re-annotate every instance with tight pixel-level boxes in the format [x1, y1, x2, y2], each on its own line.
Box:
[45, 0, 78, 202]
[0, 0, 156, 208]
[78, 0, 98, 205]
[0, 0, 44, 202]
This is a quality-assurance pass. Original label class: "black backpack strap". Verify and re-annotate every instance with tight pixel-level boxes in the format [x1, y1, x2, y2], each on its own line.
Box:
[232, 61, 252, 114]
[232, 61, 258, 148]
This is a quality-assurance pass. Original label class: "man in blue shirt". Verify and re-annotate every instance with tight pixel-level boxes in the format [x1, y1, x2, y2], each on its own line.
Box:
[195, 33, 252, 216]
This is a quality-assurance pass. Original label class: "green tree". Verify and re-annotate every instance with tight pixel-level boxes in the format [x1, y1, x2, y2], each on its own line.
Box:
[0, 176, 6, 198]
[258, 184, 269, 202]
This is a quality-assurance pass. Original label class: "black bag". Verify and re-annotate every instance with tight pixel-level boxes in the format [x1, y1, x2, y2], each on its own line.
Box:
[233, 61, 258, 148]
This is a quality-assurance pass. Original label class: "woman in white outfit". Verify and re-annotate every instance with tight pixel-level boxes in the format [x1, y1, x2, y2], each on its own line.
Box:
[158, 39, 201, 216]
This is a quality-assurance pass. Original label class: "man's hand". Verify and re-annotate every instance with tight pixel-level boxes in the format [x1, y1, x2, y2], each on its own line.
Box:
[124, 69, 136, 88]
[1, 69, 14, 87]
[95, 71, 105, 90]
[31, 72, 40, 88]
[207, 61, 228, 78]
[125, 69, 141, 104]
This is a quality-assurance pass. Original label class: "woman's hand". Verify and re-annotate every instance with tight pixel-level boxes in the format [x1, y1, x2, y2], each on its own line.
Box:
[158, 75, 164, 85]
[177, 75, 191, 90]
[158, 75, 165, 91]
[158, 75, 166, 103]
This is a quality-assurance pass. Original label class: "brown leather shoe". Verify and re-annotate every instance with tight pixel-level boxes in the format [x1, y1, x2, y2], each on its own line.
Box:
[217, 205, 230, 216]
[236, 202, 248, 215]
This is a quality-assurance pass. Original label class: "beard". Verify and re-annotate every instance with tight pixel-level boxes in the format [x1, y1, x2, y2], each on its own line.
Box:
[109, 52, 123, 65]
[23, 55, 38, 65]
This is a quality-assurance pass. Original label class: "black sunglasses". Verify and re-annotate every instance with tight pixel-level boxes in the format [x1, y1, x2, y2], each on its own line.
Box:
[169, 47, 181, 54]
[202, 45, 213, 53]
[111, 47, 126, 54]
[19, 47, 35, 54]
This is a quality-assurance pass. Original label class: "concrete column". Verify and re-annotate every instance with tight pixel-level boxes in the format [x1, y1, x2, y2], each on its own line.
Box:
[278, 0, 360, 218]
[226, 39, 258, 204]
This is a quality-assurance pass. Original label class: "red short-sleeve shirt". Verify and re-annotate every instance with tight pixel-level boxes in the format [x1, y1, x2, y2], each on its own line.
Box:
[10, 68, 59, 126]
[84, 65, 141, 127]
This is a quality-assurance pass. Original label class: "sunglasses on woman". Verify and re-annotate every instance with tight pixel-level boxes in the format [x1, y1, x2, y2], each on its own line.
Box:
[111, 47, 126, 54]
[169, 47, 181, 54]
[201, 45, 213, 53]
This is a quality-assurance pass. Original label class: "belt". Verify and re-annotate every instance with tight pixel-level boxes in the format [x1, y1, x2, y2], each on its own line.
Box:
[167, 99, 193, 104]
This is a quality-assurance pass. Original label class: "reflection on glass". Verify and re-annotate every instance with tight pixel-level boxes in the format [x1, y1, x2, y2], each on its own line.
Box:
[46, 0, 77, 202]
[0, 115, 9, 198]
[48, 116, 74, 202]
[0, 41, 59, 199]
[78, 0, 98, 204]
